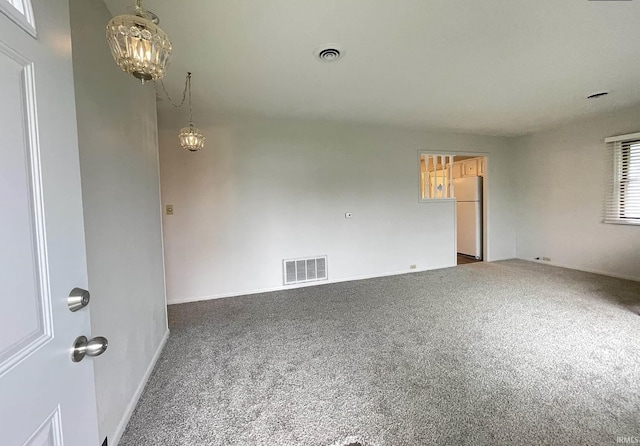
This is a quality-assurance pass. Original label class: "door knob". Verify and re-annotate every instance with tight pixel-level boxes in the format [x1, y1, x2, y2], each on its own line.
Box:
[71, 335, 108, 362]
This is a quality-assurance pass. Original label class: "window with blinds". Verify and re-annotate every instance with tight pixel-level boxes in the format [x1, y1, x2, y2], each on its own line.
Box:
[419, 154, 455, 200]
[604, 133, 640, 225]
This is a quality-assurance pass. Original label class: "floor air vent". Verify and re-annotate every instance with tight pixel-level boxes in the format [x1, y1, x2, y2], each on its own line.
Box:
[283, 256, 327, 285]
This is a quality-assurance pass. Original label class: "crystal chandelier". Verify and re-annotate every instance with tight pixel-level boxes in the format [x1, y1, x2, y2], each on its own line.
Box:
[158, 72, 206, 152]
[106, 0, 172, 83]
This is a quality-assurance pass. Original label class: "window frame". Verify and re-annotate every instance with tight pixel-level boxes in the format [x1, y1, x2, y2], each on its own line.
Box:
[604, 133, 640, 226]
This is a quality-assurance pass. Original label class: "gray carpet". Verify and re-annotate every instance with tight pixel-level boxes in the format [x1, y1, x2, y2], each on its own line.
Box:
[120, 260, 640, 445]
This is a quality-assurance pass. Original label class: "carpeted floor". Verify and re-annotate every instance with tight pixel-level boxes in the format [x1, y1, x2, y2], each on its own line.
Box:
[120, 260, 640, 446]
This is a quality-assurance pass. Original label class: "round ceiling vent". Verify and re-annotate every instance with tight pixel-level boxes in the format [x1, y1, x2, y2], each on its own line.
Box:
[314, 45, 344, 62]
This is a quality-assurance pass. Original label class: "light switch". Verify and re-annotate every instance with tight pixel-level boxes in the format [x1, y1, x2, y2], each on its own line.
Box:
[166, 205, 174, 215]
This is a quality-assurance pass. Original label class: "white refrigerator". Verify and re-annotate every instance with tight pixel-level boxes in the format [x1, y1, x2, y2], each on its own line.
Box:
[453, 177, 482, 259]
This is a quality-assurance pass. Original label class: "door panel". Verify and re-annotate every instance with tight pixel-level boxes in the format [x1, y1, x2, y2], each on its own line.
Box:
[0, 42, 51, 376]
[0, 1, 100, 445]
[0, 0, 36, 37]
[23, 408, 62, 446]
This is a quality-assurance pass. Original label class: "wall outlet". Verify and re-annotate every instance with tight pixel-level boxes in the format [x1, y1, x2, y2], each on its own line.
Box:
[166, 205, 174, 215]
[409, 264, 416, 269]
[542, 257, 551, 262]
[345, 212, 353, 219]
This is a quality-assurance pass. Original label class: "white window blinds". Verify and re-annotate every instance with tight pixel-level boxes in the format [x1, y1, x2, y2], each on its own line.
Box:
[604, 133, 640, 225]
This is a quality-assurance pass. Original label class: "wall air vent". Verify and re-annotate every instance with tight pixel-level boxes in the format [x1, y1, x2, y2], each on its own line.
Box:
[283, 256, 328, 285]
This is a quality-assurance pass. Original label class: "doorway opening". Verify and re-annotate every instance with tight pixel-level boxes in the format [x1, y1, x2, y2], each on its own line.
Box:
[451, 155, 486, 265]
[419, 153, 488, 266]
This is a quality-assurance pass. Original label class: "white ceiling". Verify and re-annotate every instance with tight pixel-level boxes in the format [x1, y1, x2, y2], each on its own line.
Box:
[103, 0, 640, 136]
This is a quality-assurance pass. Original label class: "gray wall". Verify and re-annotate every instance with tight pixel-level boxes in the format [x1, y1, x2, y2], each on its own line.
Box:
[514, 104, 640, 281]
[69, 1, 168, 443]
[158, 115, 517, 304]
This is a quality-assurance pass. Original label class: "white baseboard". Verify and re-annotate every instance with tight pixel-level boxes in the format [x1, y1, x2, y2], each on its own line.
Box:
[111, 329, 170, 446]
[168, 264, 455, 305]
[517, 257, 640, 282]
[169, 259, 639, 306]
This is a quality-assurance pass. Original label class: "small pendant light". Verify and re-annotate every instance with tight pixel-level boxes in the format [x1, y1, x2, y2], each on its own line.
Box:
[178, 73, 205, 152]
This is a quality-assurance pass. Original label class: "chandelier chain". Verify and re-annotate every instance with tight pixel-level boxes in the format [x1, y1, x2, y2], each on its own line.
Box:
[156, 72, 191, 110]
[188, 73, 193, 125]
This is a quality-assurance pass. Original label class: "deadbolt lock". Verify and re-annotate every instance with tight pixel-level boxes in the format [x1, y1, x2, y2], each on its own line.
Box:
[68, 288, 90, 312]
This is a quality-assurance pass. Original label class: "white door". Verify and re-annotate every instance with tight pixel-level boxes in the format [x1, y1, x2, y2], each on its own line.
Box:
[0, 1, 102, 445]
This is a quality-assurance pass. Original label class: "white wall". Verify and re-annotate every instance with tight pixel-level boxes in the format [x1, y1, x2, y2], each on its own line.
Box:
[158, 116, 516, 304]
[69, 1, 168, 444]
[514, 105, 640, 281]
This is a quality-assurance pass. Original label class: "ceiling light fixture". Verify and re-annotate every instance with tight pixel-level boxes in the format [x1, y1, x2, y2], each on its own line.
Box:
[106, 0, 172, 83]
[158, 72, 206, 152]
